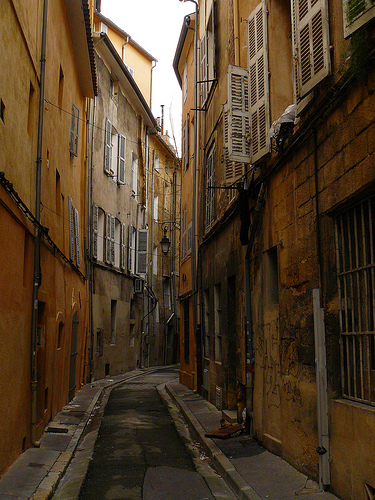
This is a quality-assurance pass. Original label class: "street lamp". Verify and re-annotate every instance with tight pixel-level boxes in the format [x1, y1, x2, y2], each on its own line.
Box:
[160, 225, 171, 256]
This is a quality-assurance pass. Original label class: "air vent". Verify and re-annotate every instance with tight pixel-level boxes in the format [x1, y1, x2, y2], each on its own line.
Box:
[134, 278, 144, 294]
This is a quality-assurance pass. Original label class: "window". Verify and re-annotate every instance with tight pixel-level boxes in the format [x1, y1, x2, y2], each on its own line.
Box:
[0, 98, 4, 123]
[247, 1, 271, 163]
[214, 283, 222, 362]
[183, 62, 188, 102]
[223, 65, 248, 183]
[205, 146, 215, 229]
[291, 0, 330, 99]
[68, 196, 80, 267]
[153, 243, 158, 275]
[203, 289, 210, 358]
[187, 221, 193, 254]
[154, 155, 160, 172]
[92, 203, 99, 259]
[96, 328, 103, 356]
[104, 118, 112, 174]
[184, 300, 190, 361]
[120, 223, 126, 270]
[114, 219, 121, 268]
[128, 224, 136, 274]
[200, 3, 217, 105]
[181, 207, 187, 260]
[69, 104, 79, 156]
[100, 22, 107, 34]
[105, 213, 115, 265]
[154, 195, 159, 223]
[163, 277, 171, 309]
[335, 196, 375, 405]
[125, 64, 134, 77]
[132, 152, 139, 197]
[343, 0, 375, 37]
[183, 117, 189, 172]
[136, 229, 148, 275]
[118, 134, 126, 184]
[58, 66, 64, 109]
[265, 246, 279, 305]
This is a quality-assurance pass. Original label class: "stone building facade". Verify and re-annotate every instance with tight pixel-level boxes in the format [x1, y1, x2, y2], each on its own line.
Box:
[175, 0, 375, 498]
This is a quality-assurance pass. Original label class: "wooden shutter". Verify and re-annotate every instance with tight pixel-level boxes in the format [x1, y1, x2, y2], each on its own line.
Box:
[68, 196, 74, 261]
[74, 208, 80, 267]
[292, 0, 330, 98]
[183, 119, 189, 172]
[104, 118, 112, 174]
[69, 104, 79, 156]
[120, 223, 126, 269]
[181, 208, 187, 260]
[226, 65, 250, 164]
[92, 203, 98, 259]
[128, 224, 135, 274]
[200, 35, 208, 105]
[105, 213, 111, 264]
[136, 229, 148, 275]
[247, 2, 270, 163]
[117, 134, 126, 184]
[110, 216, 115, 265]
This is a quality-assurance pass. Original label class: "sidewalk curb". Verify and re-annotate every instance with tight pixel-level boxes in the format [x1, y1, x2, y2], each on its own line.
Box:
[165, 381, 262, 500]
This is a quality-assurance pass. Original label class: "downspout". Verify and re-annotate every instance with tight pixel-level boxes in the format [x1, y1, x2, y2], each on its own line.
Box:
[244, 182, 266, 433]
[191, 1, 200, 390]
[233, 0, 240, 65]
[31, 0, 48, 447]
[313, 128, 330, 489]
[87, 95, 96, 382]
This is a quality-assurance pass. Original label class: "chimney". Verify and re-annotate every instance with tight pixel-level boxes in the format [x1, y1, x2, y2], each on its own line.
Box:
[96, 0, 101, 12]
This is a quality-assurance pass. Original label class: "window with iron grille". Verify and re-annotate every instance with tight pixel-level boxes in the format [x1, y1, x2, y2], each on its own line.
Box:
[335, 195, 375, 406]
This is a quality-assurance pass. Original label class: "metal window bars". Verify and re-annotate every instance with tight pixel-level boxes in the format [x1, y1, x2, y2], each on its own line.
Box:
[335, 195, 375, 405]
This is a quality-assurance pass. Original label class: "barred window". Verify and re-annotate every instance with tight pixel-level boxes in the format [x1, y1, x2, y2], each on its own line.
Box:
[335, 195, 375, 405]
[205, 146, 215, 229]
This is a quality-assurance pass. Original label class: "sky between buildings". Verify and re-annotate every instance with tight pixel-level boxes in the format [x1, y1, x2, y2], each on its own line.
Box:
[101, 0, 195, 155]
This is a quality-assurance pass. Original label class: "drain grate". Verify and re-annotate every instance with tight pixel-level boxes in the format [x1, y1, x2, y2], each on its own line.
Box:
[46, 427, 69, 434]
[28, 462, 44, 468]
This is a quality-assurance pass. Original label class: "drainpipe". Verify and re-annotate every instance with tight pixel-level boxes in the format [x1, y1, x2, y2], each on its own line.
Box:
[87, 95, 96, 382]
[233, 0, 240, 65]
[31, 0, 48, 447]
[244, 182, 266, 433]
[313, 128, 330, 489]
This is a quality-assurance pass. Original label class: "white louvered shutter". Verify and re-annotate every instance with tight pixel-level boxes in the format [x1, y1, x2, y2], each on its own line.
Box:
[74, 208, 80, 267]
[117, 134, 126, 184]
[68, 196, 74, 261]
[110, 216, 115, 265]
[92, 203, 98, 259]
[120, 223, 126, 270]
[226, 65, 250, 164]
[104, 118, 112, 174]
[105, 213, 111, 263]
[200, 35, 208, 105]
[128, 224, 134, 274]
[247, 2, 270, 163]
[292, 0, 330, 99]
[136, 229, 148, 275]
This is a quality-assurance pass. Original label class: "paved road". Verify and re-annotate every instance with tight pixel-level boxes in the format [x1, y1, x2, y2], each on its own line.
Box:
[54, 367, 219, 500]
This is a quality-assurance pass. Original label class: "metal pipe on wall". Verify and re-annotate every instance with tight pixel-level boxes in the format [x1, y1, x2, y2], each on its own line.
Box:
[31, 0, 48, 447]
